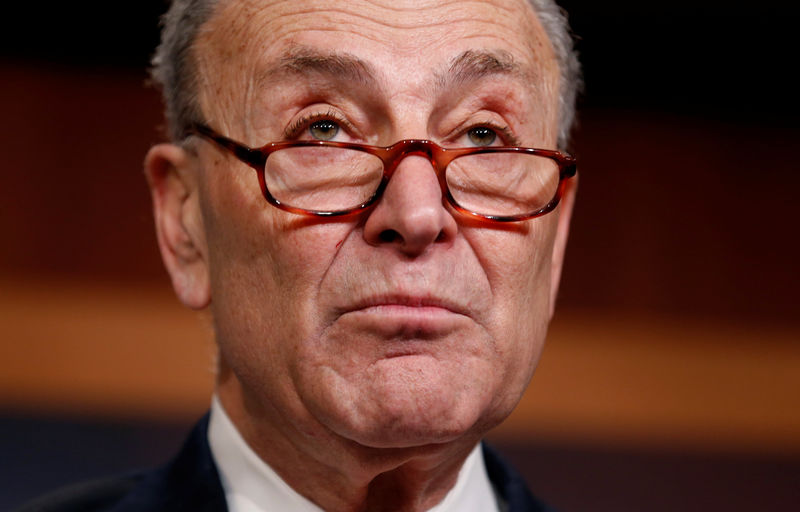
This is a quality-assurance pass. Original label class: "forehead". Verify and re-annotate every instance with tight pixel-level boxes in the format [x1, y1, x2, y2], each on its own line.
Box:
[205, 0, 549, 51]
[194, 0, 558, 130]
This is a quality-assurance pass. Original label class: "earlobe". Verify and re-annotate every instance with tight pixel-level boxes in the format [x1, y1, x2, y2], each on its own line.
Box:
[144, 143, 211, 310]
[548, 177, 578, 319]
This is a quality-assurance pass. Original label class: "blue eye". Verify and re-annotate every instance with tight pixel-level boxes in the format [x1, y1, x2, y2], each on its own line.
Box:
[467, 126, 497, 146]
[309, 120, 340, 141]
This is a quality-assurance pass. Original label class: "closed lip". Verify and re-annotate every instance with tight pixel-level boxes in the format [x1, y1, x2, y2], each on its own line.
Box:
[339, 294, 471, 318]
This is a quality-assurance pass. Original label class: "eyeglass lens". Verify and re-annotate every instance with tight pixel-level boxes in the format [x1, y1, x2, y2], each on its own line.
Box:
[264, 146, 559, 217]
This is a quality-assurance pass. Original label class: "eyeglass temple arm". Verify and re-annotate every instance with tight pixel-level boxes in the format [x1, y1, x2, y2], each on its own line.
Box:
[188, 123, 267, 168]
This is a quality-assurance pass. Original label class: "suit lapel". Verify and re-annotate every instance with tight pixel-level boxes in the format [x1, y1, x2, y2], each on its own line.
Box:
[482, 443, 555, 512]
[111, 415, 228, 512]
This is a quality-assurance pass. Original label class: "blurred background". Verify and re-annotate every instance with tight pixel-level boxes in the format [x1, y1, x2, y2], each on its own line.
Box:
[1, 1, 798, 510]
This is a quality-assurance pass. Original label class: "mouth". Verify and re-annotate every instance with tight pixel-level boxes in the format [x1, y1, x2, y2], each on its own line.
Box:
[334, 294, 472, 338]
[345, 294, 470, 317]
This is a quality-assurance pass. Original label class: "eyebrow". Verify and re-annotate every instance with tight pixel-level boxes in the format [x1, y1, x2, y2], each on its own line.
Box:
[437, 49, 529, 91]
[264, 46, 379, 87]
[262, 47, 527, 91]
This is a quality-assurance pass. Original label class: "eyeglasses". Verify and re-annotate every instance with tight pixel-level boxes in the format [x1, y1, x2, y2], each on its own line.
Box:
[188, 123, 577, 223]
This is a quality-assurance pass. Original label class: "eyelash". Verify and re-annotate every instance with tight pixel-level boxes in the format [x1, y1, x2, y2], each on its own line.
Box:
[284, 109, 521, 147]
[284, 109, 354, 140]
[462, 122, 520, 147]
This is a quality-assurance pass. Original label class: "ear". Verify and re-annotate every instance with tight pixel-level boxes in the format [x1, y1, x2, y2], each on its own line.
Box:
[144, 143, 211, 310]
[548, 176, 577, 318]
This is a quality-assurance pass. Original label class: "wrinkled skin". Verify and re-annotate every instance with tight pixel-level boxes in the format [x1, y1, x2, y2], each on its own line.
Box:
[145, 0, 575, 510]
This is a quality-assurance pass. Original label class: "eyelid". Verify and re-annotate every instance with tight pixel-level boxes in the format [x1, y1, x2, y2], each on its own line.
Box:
[455, 120, 521, 147]
[284, 108, 358, 140]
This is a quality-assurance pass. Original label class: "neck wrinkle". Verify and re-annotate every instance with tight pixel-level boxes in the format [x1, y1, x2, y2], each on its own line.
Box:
[213, 374, 482, 512]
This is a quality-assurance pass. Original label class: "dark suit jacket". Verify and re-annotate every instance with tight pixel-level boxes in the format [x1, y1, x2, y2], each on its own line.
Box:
[16, 415, 554, 512]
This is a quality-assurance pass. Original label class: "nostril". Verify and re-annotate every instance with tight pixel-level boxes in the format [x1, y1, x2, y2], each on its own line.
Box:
[379, 229, 401, 244]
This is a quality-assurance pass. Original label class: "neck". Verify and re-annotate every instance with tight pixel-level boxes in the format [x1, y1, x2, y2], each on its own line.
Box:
[216, 375, 482, 512]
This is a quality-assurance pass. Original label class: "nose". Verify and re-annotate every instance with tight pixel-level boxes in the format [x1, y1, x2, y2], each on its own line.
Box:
[362, 155, 457, 257]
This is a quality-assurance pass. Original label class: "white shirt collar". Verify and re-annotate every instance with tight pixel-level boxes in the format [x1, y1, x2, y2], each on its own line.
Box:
[207, 396, 500, 512]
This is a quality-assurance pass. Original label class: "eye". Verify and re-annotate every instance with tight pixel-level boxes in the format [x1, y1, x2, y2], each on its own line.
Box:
[309, 120, 340, 141]
[467, 126, 497, 147]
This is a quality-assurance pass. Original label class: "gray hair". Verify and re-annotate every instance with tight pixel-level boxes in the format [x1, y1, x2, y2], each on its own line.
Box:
[527, 0, 582, 148]
[150, 0, 581, 148]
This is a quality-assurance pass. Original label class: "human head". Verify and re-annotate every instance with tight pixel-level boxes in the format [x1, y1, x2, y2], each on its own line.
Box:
[145, 0, 579, 465]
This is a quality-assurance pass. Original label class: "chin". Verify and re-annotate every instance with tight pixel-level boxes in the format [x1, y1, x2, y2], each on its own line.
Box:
[305, 356, 508, 449]
[358, 406, 481, 449]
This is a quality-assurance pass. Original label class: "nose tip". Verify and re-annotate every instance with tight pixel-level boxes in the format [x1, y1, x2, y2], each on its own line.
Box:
[362, 155, 457, 256]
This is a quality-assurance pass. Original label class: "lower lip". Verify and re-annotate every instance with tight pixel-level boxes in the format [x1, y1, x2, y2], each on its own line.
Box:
[343, 305, 465, 336]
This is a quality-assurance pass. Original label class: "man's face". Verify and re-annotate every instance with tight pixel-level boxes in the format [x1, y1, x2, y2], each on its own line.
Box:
[184, 0, 572, 449]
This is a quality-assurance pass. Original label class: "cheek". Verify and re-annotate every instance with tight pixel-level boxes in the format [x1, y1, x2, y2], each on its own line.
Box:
[473, 218, 556, 312]
[198, 159, 352, 367]
[467, 218, 558, 372]
[208, 221, 349, 349]
[200, 154, 339, 297]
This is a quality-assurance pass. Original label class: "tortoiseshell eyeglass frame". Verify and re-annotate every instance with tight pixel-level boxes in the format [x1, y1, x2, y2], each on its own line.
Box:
[187, 123, 577, 223]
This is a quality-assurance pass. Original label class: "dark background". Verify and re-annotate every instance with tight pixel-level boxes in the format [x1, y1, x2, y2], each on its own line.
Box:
[1, 1, 798, 510]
